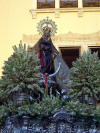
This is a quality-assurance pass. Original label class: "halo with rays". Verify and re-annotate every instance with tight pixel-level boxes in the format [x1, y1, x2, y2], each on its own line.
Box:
[37, 17, 57, 36]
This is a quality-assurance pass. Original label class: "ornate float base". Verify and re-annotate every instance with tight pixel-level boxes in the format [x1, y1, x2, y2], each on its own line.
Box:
[0, 109, 100, 133]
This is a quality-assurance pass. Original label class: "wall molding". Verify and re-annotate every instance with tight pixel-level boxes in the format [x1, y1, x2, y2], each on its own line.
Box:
[23, 31, 100, 46]
[30, 7, 100, 18]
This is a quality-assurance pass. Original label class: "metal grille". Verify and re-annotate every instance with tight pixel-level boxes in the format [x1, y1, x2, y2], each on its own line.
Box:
[83, 0, 100, 7]
[37, 0, 55, 9]
[60, 0, 78, 8]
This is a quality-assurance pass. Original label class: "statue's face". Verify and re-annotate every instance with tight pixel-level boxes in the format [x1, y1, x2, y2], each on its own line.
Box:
[42, 27, 51, 42]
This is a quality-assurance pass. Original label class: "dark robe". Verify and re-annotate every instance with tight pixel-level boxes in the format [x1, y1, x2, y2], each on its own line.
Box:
[40, 42, 54, 74]
[30, 37, 70, 90]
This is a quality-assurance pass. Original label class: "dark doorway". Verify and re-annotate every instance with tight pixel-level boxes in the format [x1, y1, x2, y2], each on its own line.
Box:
[89, 47, 100, 59]
[60, 47, 80, 68]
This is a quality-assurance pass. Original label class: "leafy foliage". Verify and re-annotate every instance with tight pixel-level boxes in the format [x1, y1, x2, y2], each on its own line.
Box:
[0, 42, 43, 125]
[0, 105, 9, 124]
[0, 92, 99, 125]
[68, 51, 100, 105]
[0, 42, 42, 101]
[0, 45, 100, 125]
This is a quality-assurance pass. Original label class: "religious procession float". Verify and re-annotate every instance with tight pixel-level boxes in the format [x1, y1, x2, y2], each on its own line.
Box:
[0, 18, 100, 133]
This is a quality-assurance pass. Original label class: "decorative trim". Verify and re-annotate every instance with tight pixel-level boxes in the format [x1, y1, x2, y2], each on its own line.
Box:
[78, 8, 83, 17]
[55, 11, 60, 18]
[31, 11, 37, 19]
[30, 8, 79, 13]
[52, 31, 100, 41]
[23, 31, 100, 46]
[30, 7, 100, 19]
[83, 7, 100, 12]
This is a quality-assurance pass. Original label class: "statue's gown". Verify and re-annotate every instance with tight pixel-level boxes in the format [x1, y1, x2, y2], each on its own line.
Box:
[30, 37, 70, 90]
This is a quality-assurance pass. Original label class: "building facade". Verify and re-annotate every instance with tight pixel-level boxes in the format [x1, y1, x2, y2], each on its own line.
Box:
[0, 0, 100, 75]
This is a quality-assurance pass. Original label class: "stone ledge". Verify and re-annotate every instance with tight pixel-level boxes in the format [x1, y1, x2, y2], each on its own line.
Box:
[30, 7, 100, 18]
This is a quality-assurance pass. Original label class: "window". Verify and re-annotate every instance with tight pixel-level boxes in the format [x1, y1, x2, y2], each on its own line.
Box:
[89, 46, 100, 59]
[60, 47, 80, 68]
[37, 0, 55, 9]
[60, 0, 78, 8]
[83, 0, 100, 7]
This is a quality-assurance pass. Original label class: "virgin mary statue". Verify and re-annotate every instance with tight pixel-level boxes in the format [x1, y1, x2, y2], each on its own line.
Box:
[30, 19, 70, 90]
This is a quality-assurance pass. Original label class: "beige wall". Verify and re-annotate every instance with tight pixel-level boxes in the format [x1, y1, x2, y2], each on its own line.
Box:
[0, 0, 33, 76]
[0, 0, 100, 76]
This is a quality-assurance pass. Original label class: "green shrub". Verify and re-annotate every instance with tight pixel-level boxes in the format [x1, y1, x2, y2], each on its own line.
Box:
[68, 51, 100, 105]
[1, 45, 100, 125]
[0, 42, 43, 125]
[0, 42, 43, 101]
